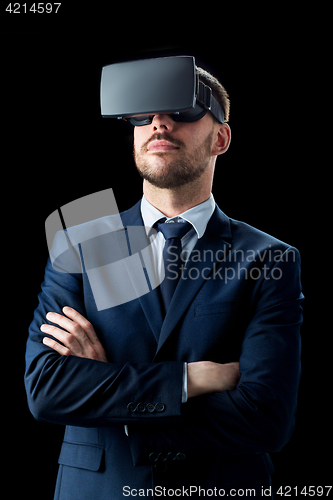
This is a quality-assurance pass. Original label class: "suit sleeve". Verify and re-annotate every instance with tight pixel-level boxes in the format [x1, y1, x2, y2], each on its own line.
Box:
[24, 256, 184, 427]
[127, 246, 304, 464]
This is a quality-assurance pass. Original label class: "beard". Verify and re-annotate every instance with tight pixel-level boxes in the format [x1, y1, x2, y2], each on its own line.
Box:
[133, 130, 214, 189]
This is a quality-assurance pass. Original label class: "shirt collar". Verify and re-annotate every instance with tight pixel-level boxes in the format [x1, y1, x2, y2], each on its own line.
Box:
[140, 194, 216, 239]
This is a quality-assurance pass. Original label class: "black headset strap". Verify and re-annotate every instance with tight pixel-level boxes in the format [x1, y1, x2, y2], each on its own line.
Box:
[197, 81, 224, 123]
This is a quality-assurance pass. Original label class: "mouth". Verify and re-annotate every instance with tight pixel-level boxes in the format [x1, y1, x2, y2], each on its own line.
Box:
[147, 140, 179, 152]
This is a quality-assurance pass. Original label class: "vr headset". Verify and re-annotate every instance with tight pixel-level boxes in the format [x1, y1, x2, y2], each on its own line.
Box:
[100, 56, 224, 126]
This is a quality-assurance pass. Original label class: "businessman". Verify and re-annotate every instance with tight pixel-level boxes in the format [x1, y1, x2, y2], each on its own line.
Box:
[25, 57, 303, 499]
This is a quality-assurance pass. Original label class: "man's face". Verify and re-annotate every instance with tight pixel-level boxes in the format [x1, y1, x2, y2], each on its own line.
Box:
[133, 113, 216, 190]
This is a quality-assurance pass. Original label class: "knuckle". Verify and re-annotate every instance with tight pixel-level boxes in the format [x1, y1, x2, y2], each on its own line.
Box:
[50, 339, 58, 349]
[83, 319, 93, 331]
[71, 323, 81, 335]
[66, 335, 76, 347]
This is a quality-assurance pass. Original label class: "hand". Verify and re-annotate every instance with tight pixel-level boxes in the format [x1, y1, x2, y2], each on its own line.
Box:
[41, 307, 108, 362]
[187, 361, 240, 398]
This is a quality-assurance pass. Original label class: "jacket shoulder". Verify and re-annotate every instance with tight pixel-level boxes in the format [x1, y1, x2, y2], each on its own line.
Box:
[229, 216, 296, 253]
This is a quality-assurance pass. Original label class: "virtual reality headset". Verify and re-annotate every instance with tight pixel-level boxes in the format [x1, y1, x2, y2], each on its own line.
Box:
[100, 56, 224, 126]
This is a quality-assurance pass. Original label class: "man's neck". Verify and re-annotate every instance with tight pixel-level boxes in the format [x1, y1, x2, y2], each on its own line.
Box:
[143, 180, 212, 218]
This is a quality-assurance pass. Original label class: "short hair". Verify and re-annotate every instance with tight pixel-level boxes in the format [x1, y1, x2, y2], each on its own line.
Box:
[196, 66, 230, 123]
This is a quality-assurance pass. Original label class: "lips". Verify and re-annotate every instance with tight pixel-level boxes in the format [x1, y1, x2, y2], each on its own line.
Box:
[147, 140, 179, 152]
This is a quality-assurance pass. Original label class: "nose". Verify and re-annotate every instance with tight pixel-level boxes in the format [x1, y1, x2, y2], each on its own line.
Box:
[151, 114, 175, 132]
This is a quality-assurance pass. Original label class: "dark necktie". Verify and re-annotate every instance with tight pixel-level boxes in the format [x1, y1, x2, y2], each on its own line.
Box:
[156, 218, 192, 313]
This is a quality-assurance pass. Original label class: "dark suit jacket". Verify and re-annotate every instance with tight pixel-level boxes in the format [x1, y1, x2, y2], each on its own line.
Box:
[25, 201, 303, 499]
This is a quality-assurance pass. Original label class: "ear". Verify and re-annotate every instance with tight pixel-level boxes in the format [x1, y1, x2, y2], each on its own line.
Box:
[211, 123, 231, 156]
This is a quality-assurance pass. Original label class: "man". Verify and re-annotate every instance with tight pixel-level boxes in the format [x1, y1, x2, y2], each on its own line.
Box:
[25, 57, 303, 499]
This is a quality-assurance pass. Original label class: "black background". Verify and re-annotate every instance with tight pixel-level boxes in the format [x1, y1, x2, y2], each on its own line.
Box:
[2, 5, 328, 499]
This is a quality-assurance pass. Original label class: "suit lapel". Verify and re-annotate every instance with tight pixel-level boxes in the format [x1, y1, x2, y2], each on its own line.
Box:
[155, 206, 232, 354]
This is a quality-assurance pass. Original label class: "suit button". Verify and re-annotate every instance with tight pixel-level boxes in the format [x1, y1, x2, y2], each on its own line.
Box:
[155, 403, 165, 412]
[146, 403, 155, 413]
[137, 403, 146, 412]
[176, 452, 186, 461]
[127, 402, 136, 412]
[149, 453, 158, 462]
